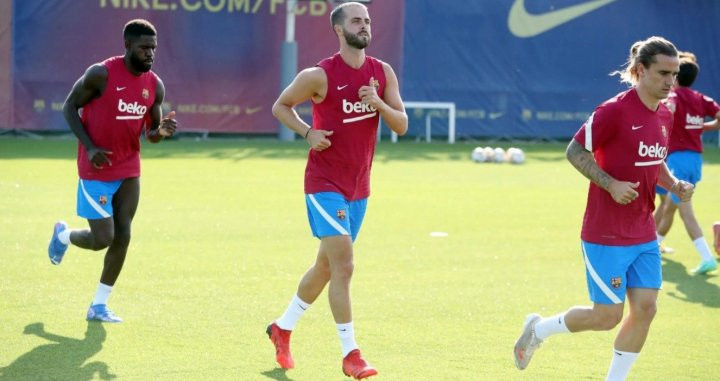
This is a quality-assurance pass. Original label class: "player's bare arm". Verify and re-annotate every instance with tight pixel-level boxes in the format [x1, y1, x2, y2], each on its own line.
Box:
[146, 78, 176, 143]
[63, 64, 113, 168]
[702, 110, 720, 131]
[657, 162, 694, 202]
[566, 139, 639, 205]
[358, 62, 407, 135]
[272, 67, 333, 151]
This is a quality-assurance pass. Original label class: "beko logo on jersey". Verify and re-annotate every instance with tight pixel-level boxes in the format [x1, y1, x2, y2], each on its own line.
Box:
[638, 141, 667, 159]
[634, 141, 666, 167]
[117, 99, 147, 115]
[342, 99, 376, 114]
[686, 113, 703, 129]
[341, 99, 378, 124]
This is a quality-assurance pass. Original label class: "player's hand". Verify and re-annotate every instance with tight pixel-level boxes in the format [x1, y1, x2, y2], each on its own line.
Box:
[306, 129, 333, 151]
[608, 180, 639, 205]
[86, 146, 113, 169]
[670, 180, 694, 202]
[358, 76, 382, 110]
[158, 110, 177, 137]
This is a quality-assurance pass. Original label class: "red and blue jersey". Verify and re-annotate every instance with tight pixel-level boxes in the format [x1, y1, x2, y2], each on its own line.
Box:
[573, 88, 674, 245]
[304, 53, 387, 200]
[78, 56, 158, 181]
[665, 86, 720, 153]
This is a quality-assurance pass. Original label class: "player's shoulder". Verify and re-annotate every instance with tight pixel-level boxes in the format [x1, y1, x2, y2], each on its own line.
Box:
[295, 66, 327, 89]
[82, 63, 109, 88]
[594, 91, 624, 114]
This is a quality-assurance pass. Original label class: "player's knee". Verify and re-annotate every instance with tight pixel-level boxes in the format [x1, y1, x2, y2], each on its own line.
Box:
[632, 300, 657, 321]
[593, 309, 623, 330]
[331, 260, 354, 280]
[91, 231, 114, 250]
[113, 227, 131, 247]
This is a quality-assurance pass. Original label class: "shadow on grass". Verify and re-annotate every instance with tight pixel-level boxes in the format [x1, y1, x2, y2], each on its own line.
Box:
[662, 257, 720, 308]
[0, 322, 115, 380]
[260, 367, 295, 381]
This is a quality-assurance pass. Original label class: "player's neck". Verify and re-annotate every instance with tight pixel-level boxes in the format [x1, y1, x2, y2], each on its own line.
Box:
[339, 46, 366, 69]
[123, 55, 143, 77]
[635, 85, 661, 111]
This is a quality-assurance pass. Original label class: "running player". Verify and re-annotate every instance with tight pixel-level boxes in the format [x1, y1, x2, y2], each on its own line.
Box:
[654, 51, 720, 274]
[47, 19, 177, 322]
[514, 36, 693, 381]
[267, 2, 407, 379]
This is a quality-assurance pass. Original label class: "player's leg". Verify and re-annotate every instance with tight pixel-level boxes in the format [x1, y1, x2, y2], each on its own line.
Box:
[605, 241, 661, 380]
[268, 192, 353, 370]
[87, 177, 139, 323]
[48, 179, 120, 264]
[655, 191, 676, 254]
[676, 201, 718, 274]
[653, 191, 668, 229]
[515, 241, 629, 371]
[323, 235, 376, 379]
[336, 197, 376, 380]
[671, 151, 716, 273]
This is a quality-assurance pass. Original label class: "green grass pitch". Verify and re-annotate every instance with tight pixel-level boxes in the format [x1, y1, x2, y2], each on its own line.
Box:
[1, 137, 718, 380]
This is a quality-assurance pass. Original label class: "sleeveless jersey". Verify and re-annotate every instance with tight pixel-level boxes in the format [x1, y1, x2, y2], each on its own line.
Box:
[573, 88, 674, 245]
[665, 86, 720, 154]
[77, 56, 158, 181]
[304, 53, 386, 200]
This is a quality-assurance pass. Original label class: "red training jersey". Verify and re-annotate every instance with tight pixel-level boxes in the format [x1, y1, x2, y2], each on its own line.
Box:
[77, 56, 158, 181]
[304, 53, 387, 200]
[665, 86, 720, 154]
[573, 88, 673, 245]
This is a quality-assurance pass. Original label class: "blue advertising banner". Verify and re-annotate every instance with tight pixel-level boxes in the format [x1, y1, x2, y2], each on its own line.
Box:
[402, 0, 720, 139]
[10, 0, 404, 133]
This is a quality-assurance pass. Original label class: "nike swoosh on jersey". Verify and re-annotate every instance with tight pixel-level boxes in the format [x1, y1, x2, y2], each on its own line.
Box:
[337, 85, 349, 90]
[116, 86, 126, 91]
[508, 0, 617, 38]
[631, 125, 643, 130]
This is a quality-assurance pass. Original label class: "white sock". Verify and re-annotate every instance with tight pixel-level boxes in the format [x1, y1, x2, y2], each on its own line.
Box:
[534, 312, 570, 341]
[605, 349, 639, 381]
[656, 233, 665, 245]
[337, 322, 359, 357]
[693, 237, 714, 262]
[91, 283, 113, 306]
[58, 229, 72, 245]
[275, 295, 311, 331]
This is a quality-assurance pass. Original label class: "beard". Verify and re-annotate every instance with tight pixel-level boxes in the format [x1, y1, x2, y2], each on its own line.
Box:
[130, 53, 152, 73]
[343, 28, 370, 50]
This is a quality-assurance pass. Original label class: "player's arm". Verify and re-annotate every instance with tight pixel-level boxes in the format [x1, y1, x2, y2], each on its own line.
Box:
[657, 162, 693, 202]
[565, 139, 639, 205]
[358, 62, 408, 135]
[272, 67, 333, 151]
[146, 78, 176, 143]
[63, 64, 113, 168]
[702, 110, 720, 131]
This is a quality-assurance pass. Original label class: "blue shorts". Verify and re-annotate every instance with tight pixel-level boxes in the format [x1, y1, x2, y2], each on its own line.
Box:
[655, 150, 702, 203]
[77, 179, 123, 219]
[581, 240, 662, 305]
[306, 192, 367, 242]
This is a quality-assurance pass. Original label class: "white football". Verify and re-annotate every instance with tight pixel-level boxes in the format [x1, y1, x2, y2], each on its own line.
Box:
[494, 147, 506, 163]
[471, 147, 487, 162]
[483, 147, 495, 162]
[508, 147, 525, 164]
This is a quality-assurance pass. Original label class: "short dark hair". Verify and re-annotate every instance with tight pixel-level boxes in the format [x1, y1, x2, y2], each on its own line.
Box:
[676, 58, 699, 87]
[330, 2, 367, 29]
[123, 19, 156, 41]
